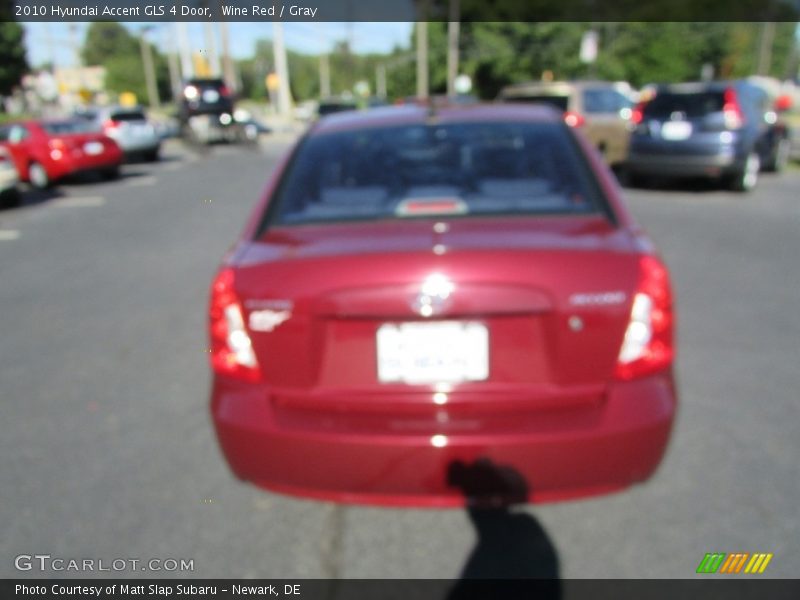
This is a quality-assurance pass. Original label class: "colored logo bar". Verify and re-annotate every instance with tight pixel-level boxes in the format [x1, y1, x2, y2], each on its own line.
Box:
[697, 553, 773, 574]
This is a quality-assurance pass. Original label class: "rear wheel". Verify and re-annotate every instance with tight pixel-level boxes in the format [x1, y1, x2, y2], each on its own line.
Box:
[28, 161, 50, 189]
[726, 152, 759, 192]
[764, 137, 790, 173]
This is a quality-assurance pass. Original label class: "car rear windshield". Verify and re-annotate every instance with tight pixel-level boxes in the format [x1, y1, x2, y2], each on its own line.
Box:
[501, 95, 569, 112]
[583, 88, 633, 113]
[41, 120, 96, 135]
[643, 91, 725, 118]
[263, 121, 607, 228]
[110, 111, 147, 122]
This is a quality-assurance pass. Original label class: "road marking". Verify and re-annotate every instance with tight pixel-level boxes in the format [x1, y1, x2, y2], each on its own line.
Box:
[0, 229, 20, 240]
[54, 196, 105, 208]
[125, 175, 158, 187]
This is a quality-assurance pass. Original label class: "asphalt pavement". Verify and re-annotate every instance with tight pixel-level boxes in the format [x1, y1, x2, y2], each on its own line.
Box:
[1, 137, 797, 579]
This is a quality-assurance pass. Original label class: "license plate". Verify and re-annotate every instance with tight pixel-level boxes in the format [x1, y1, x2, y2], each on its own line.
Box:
[661, 121, 692, 141]
[376, 321, 489, 384]
[84, 141, 104, 155]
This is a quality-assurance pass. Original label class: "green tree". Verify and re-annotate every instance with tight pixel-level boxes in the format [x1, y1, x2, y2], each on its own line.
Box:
[82, 22, 172, 103]
[0, 15, 28, 96]
[81, 22, 139, 67]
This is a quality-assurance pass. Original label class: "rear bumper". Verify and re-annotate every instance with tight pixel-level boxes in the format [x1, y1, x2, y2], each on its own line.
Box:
[47, 152, 122, 181]
[626, 151, 740, 178]
[116, 137, 161, 154]
[211, 374, 677, 506]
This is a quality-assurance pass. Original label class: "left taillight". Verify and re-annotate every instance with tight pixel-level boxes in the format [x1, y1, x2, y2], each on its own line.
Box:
[48, 138, 70, 160]
[614, 255, 674, 380]
[209, 268, 261, 382]
[564, 111, 585, 128]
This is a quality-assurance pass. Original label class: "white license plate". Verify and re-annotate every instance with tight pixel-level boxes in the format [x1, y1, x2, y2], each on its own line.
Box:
[84, 141, 104, 155]
[376, 321, 489, 384]
[661, 121, 692, 141]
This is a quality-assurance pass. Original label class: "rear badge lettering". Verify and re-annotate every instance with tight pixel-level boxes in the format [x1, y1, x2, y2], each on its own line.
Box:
[569, 291, 627, 306]
[249, 309, 291, 332]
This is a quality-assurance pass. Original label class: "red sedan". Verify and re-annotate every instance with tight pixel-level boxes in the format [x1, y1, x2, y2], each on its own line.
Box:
[0, 119, 123, 189]
[209, 103, 677, 507]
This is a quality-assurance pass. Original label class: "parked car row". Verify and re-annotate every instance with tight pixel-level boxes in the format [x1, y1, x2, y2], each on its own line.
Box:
[498, 78, 797, 192]
[0, 119, 124, 203]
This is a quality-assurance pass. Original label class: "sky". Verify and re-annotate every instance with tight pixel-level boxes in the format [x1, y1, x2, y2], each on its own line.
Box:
[23, 21, 415, 69]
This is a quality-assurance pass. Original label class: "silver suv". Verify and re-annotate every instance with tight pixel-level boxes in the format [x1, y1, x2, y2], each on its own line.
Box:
[88, 106, 161, 162]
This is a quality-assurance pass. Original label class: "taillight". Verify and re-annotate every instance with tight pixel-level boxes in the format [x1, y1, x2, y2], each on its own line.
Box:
[631, 101, 647, 125]
[564, 111, 585, 127]
[219, 85, 231, 97]
[48, 138, 67, 160]
[615, 255, 674, 380]
[209, 268, 261, 382]
[103, 119, 120, 131]
[723, 87, 744, 130]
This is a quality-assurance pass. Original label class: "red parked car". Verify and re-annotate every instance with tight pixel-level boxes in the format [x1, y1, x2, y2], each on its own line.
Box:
[0, 119, 123, 189]
[209, 103, 677, 507]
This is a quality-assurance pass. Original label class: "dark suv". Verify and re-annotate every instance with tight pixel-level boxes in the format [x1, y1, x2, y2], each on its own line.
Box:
[178, 78, 234, 122]
[627, 81, 789, 191]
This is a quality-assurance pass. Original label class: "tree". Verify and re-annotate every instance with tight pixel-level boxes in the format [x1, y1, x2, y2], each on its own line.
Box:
[0, 13, 28, 96]
[81, 22, 172, 103]
[81, 22, 139, 67]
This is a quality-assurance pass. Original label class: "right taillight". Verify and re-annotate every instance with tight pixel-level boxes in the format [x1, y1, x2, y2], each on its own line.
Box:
[209, 268, 261, 382]
[723, 87, 744, 130]
[615, 255, 674, 380]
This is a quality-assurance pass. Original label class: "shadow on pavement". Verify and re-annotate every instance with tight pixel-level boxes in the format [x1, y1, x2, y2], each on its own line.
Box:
[446, 458, 561, 600]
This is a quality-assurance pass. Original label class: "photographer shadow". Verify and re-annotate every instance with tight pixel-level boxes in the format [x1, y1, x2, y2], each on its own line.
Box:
[447, 458, 561, 600]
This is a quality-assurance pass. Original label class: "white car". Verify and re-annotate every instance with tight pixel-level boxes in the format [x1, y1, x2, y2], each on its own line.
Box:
[0, 146, 20, 208]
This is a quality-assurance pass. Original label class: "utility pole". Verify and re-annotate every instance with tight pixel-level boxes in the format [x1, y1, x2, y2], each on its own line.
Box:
[163, 26, 182, 101]
[139, 26, 160, 109]
[44, 22, 57, 70]
[447, 0, 460, 97]
[376, 64, 387, 98]
[757, 22, 776, 76]
[272, 21, 292, 117]
[416, 21, 429, 99]
[316, 21, 331, 98]
[203, 22, 221, 76]
[219, 20, 236, 91]
[176, 21, 193, 80]
[320, 54, 331, 98]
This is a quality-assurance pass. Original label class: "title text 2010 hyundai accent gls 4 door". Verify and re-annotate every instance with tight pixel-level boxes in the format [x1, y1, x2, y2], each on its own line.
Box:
[209, 104, 677, 507]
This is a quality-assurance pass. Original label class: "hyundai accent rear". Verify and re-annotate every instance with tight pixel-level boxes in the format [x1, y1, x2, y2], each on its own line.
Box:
[209, 104, 677, 506]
